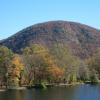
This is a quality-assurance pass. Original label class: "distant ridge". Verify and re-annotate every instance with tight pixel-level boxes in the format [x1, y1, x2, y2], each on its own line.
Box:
[0, 20, 100, 59]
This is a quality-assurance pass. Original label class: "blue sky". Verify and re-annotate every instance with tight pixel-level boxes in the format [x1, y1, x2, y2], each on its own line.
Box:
[0, 0, 100, 40]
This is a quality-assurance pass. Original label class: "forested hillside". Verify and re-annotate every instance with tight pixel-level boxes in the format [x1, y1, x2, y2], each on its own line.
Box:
[0, 21, 100, 88]
[1, 21, 100, 59]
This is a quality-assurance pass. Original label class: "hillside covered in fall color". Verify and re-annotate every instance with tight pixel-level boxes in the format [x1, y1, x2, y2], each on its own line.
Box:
[0, 21, 100, 89]
[1, 21, 100, 59]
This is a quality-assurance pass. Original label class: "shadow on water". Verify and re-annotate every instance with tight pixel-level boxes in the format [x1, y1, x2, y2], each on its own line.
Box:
[0, 84, 100, 100]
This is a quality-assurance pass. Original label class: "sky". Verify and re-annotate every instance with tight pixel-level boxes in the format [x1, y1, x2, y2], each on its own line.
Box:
[0, 0, 100, 40]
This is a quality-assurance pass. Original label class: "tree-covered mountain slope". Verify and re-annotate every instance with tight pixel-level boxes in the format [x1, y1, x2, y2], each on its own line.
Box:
[0, 21, 100, 59]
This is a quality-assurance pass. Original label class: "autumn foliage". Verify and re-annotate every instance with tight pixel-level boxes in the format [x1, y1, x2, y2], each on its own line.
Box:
[0, 44, 100, 88]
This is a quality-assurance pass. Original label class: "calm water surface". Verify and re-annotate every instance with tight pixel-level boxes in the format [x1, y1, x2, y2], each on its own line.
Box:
[0, 84, 100, 100]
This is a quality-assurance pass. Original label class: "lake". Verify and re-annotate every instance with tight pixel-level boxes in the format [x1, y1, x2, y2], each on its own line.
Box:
[0, 84, 100, 100]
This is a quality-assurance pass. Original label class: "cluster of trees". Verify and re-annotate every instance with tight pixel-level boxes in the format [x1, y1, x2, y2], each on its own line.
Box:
[0, 46, 24, 88]
[21, 44, 64, 85]
[0, 44, 100, 88]
[85, 50, 100, 83]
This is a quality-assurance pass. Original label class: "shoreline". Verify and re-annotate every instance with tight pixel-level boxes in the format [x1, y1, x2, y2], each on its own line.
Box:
[0, 82, 100, 90]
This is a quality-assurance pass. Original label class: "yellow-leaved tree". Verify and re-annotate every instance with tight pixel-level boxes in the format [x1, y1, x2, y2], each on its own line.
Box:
[7, 54, 24, 88]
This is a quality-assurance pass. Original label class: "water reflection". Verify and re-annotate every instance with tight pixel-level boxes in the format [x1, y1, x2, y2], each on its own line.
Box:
[0, 84, 100, 100]
[0, 90, 25, 100]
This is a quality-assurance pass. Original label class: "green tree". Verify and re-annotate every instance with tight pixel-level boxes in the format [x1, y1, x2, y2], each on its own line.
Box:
[86, 50, 100, 82]
[77, 61, 90, 82]
[50, 43, 81, 83]
[0, 46, 13, 87]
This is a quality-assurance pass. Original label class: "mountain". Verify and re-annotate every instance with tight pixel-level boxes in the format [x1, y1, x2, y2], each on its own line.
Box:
[0, 21, 100, 59]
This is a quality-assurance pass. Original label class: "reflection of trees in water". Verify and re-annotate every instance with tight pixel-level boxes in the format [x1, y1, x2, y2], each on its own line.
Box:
[0, 85, 100, 100]
[0, 90, 25, 100]
[0, 86, 76, 100]
[32, 86, 76, 100]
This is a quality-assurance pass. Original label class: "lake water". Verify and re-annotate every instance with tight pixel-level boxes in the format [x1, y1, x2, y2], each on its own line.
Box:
[0, 84, 100, 100]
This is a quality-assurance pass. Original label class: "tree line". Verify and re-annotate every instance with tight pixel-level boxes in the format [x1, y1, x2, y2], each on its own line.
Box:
[0, 44, 100, 88]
